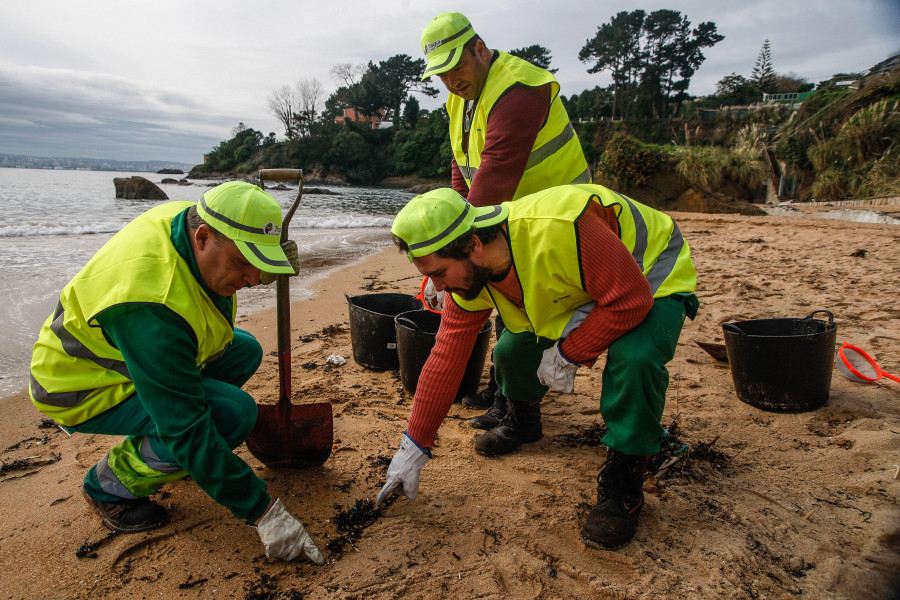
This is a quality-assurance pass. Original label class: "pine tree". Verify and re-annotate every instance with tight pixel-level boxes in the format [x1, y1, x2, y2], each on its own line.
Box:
[752, 39, 777, 94]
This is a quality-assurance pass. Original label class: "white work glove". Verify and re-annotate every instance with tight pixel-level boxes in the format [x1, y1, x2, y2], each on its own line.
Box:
[375, 432, 431, 507]
[255, 498, 325, 564]
[536, 302, 595, 393]
[418, 277, 445, 312]
[259, 240, 300, 285]
[537, 342, 580, 394]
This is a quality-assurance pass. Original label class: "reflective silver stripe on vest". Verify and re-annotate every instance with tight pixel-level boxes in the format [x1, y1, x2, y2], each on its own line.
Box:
[612, 192, 684, 295]
[31, 302, 131, 407]
[96, 451, 138, 499]
[525, 122, 576, 171]
[408, 203, 471, 254]
[29, 373, 93, 407]
[614, 192, 648, 269]
[458, 164, 477, 181]
[49, 303, 130, 378]
[141, 437, 183, 473]
[646, 221, 685, 295]
[199, 195, 270, 236]
[569, 168, 591, 184]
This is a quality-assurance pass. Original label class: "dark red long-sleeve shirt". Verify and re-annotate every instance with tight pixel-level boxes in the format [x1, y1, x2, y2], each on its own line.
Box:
[406, 203, 653, 447]
[451, 83, 551, 207]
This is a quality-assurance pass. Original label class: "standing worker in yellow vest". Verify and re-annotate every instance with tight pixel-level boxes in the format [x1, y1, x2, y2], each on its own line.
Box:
[419, 11, 591, 421]
[29, 182, 324, 564]
[377, 184, 699, 548]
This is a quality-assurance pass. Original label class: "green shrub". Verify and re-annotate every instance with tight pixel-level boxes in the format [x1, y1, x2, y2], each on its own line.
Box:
[810, 168, 849, 200]
[857, 143, 900, 198]
[675, 146, 727, 190]
[390, 110, 451, 179]
[834, 98, 900, 168]
[728, 148, 767, 189]
[807, 135, 842, 172]
[596, 133, 663, 189]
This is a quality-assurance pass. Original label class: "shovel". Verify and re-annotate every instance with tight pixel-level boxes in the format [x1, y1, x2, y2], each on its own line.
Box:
[245, 168, 334, 468]
[695, 341, 729, 362]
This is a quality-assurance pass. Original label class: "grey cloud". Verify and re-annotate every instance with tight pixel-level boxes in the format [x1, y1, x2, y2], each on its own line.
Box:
[0, 65, 233, 163]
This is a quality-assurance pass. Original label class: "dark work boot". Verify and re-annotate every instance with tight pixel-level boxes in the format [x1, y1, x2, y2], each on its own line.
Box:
[474, 399, 542, 457]
[581, 449, 648, 549]
[83, 489, 169, 533]
[469, 390, 507, 430]
[461, 367, 499, 409]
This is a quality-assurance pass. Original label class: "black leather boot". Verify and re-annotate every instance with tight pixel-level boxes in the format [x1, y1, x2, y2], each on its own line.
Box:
[474, 399, 542, 456]
[469, 389, 507, 430]
[581, 449, 648, 549]
[461, 367, 498, 409]
[83, 489, 169, 533]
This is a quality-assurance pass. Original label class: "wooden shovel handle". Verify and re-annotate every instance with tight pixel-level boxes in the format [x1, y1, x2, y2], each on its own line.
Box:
[259, 168, 301, 182]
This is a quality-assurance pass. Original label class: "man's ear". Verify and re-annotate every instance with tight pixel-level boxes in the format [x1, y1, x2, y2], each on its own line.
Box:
[467, 234, 483, 261]
[474, 39, 492, 61]
[194, 224, 214, 251]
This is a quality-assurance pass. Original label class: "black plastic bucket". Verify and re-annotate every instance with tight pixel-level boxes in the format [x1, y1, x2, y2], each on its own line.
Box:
[723, 310, 837, 412]
[346, 293, 421, 371]
[395, 310, 493, 399]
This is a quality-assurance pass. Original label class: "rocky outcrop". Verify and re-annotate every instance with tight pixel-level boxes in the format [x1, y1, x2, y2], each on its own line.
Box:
[114, 176, 168, 200]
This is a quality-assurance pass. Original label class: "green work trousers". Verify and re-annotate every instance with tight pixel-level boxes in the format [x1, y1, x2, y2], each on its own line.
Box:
[75, 329, 261, 502]
[492, 295, 690, 456]
[599, 295, 689, 455]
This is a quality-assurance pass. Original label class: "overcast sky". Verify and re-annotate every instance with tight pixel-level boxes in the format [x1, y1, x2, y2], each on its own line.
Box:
[1, 0, 897, 165]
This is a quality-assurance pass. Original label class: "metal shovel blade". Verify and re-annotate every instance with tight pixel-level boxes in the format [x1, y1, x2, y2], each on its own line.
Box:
[244, 168, 333, 468]
[695, 341, 729, 362]
[246, 399, 333, 468]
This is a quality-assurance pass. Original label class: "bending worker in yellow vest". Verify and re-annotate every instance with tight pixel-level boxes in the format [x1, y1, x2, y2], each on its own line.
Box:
[29, 182, 324, 563]
[419, 11, 591, 418]
[377, 185, 699, 548]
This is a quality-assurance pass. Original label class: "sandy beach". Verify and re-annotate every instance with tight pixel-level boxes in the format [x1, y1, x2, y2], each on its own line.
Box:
[1, 209, 898, 600]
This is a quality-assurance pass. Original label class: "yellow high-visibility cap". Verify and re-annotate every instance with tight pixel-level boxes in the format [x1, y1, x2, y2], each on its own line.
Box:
[197, 181, 294, 274]
[391, 188, 508, 259]
[420, 12, 477, 80]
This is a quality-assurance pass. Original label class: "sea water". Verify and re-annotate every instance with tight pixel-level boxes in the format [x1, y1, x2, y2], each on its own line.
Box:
[0, 168, 414, 399]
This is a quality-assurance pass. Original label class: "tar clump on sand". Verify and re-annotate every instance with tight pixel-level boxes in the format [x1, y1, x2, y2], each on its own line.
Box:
[648, 421, 730, 478]
[558, 421, 609, 447]
[326, 497, 392, 555]
[75, 531, 119, 558]
[558, 420, 729, 480]
[244, 574, 303, 600]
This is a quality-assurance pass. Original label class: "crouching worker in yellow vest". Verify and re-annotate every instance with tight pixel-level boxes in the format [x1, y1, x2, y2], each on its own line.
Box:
[29, 181, 324, 564]
[376, 185, 699, 548]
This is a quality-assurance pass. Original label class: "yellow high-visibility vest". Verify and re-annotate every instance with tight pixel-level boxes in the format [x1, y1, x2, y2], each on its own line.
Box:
[30, 202, 235, 425]
[447, 51, 591, 199]
[453, 184, 697, 339]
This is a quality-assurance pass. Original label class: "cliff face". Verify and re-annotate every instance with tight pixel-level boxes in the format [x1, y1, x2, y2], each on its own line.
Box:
[604, 171, 768, 216]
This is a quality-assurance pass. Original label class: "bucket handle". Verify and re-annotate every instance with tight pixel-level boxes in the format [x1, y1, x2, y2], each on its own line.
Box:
[395, 316, 424, 333]
[802, 310, 834, 327]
